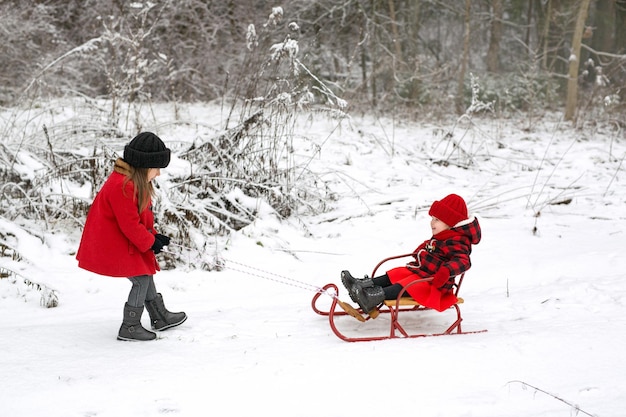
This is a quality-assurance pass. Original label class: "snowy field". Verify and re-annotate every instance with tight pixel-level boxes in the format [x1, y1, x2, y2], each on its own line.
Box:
[1, 102, 625, 417]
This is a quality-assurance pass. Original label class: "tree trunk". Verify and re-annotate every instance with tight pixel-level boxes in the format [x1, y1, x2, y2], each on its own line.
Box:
[591, 0, 615, 54]
[616, 1, 626, 53]
[525, 0, 534, 50]
[539, 0, 553, 70]
[386, 0, 402, 103]
[408, 0, 421, 59]
[371, 0, 379, 107]
[486, 0, 503, 73]
[564, 0, 592, 121]
[360, 29, 368, 97]
[387, 0, 403, 66]
[407, 0, 421, 101]
[456, 0, 472, 114]
[616, 0, 626, 103]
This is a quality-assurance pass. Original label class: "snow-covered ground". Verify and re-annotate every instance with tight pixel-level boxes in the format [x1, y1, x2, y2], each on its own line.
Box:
[1, 103, 625, 416]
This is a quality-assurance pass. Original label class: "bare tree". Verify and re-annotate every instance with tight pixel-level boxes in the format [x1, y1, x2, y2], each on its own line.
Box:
[617, 0, 626, 53]
[539, 0, 554, 71]
[564, 0, 592, 121]
[456, 0, 472, 114]
[486, 0, 503, 73]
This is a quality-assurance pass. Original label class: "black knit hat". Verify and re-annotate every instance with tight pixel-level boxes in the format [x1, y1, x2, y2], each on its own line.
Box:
[123, 132, 171, 168]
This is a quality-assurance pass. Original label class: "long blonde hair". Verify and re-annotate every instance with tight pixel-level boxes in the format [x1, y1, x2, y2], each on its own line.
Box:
[128, 167, 154, 213]
[114, 158, 154, 213]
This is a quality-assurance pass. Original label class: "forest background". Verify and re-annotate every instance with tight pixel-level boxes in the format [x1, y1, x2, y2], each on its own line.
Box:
[1, 0, 625, 118]
[1, 0, 625, 301]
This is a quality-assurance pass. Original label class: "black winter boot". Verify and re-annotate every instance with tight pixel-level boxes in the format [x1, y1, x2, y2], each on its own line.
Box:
[117, 303, 156, 341]
[145, 293, 187, 331]
[354, 285, 385, 315]
[341, 270, 373, 303]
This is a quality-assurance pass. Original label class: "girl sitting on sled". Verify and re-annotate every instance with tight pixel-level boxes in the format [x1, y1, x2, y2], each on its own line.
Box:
[341, 193, 481, 315]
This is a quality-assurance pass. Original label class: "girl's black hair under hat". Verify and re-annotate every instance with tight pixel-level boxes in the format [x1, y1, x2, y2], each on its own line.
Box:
[123, 132, 171, 168]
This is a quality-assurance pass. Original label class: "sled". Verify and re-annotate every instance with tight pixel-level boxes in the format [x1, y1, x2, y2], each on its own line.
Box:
[311, 253, 487, 342]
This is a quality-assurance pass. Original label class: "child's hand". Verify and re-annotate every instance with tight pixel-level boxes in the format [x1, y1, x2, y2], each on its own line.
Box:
[431, 266, 451, 288]
[155, 233, 171, 246]
[151, 234, 170, 254]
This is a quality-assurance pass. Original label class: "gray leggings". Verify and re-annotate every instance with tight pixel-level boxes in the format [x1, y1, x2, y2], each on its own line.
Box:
[127, 275, 158, 307]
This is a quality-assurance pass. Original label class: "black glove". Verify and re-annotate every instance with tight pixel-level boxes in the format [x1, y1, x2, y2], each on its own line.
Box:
[155, 233, 171, 246]
[151, 234, 170, 254]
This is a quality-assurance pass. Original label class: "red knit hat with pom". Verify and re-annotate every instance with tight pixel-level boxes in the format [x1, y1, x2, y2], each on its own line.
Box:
[428, 194, 468, 227]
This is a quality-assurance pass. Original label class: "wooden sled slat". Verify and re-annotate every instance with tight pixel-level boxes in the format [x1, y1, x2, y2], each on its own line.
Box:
[384, 297, 464, 307]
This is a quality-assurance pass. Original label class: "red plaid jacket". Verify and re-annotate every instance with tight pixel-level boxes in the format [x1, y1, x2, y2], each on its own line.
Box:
[387, 216, 481, 311]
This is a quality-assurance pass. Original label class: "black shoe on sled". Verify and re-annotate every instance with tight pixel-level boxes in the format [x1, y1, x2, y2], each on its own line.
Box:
[341, 270, 373, 303]
[354, 285, 385, 315]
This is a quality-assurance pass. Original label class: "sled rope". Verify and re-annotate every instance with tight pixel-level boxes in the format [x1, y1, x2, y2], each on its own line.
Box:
[221, 259, 368, 320]
[223, 257, 335, 295]
[166, 243, 339, 300]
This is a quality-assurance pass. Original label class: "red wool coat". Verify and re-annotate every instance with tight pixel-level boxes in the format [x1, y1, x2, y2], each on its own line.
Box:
[76, 171, 159, 278]
[386, 217, 482, 312]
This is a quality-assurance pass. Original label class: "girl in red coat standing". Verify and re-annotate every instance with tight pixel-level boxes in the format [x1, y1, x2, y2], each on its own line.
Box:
[77, 132, 187, 341]
[341, 193, 481, 315]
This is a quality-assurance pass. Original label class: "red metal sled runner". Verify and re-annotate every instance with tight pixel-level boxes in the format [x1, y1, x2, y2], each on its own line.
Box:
[312, 253, 487, 342]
